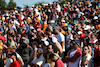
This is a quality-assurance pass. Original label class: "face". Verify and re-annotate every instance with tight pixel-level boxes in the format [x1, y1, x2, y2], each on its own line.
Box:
[37, 50, 42, 58]
[73, 44, 78, 49]
[54, 29, 58, 34]
[63, 26, 68, 31]
[83, 46, 89, 54]
[47, 45, 53, 53]
[32, 44, 36, 48]
[6, 49, 12, 57]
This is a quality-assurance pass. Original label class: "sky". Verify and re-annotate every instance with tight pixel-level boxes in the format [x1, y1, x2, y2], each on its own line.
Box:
[6, 0, 58, 8]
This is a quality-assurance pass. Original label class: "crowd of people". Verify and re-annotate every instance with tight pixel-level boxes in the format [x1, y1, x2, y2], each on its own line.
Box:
[0, 0, 100, 67]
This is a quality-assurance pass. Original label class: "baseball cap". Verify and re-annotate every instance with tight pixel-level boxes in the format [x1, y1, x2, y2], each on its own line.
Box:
[23, 39, 29, 44]
[38, 48, 43, 53]
[77, 31, 82, 35]
[80, 33, 85, 38]
[61, 20, 65, 22]
[22, 24, 25, 27]
[62, 23, 68, 27]
[53, 26, 59, 30]
[93, 16, 98, 20]
[84, 25, 91, 30]
[73, 40, 80, 45]
[31, 41, 38, 45]
[49, 53, 56, 59]
[75, 8, 79, 11]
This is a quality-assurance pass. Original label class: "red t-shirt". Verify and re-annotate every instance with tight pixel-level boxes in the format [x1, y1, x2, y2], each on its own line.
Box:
[10, 60, 20, 67]
[55, 59, 64, 67]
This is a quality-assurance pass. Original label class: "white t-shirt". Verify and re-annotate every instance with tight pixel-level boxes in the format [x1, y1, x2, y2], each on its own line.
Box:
[82, 54, 92, 67]
[56, 33, 65, 52]
[16, 52, 23, 60]
[32, 54, 45, 67]
[6, 58, 13, 67]
[66, 34, 73, 41]
[68, 49, 81, 67]
[56, 5, 61, 12]
[13, 20, 20, 26]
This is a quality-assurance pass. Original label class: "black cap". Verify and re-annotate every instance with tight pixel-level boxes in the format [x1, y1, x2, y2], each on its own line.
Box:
[49, 53, 56, 59]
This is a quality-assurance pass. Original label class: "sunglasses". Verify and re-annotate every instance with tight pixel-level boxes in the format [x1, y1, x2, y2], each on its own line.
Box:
[83, 48, 88, 50]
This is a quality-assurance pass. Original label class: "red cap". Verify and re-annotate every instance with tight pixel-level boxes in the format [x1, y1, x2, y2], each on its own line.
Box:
[22, 24, 25, 27]
[5, 18, 8, 21]
[91, 42, 95, 44]
[19, 18, 22, 21]
[80, 33, 85, 38]
[9, 20, 11, 23]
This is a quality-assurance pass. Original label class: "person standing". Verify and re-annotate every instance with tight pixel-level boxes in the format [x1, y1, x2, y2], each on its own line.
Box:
[54, 26, 65, 57]
[63, 40, 81, 67]
[49, 53, 64, 67]
[81, 46, 92, 67]
[21, 39, 33, 67]
[10, 52, 20, 67]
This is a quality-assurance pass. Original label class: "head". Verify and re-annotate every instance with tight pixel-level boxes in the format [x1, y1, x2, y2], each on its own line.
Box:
[83, 45, 89, 55]
[54, 26, 60, 34]
[10, 52, 17, 60]
[9, 46, 16, 52]
[6, 48, 12, 58]
[23, 39, 29, 46]
[47, 45, 53, 53]
[49, 53, 58, 62]
[37, 48, 43, 58]
[92, 42, 99, 49]
[62, 23, 68, 31]
[73, 41, 80, 49]
[31, 41, 38, 49]
[46, 28, 52, 36]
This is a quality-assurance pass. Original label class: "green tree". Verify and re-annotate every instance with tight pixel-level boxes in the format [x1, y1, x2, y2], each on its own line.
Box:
[0, 0, 7, 11]
[7, 0, 16, 10]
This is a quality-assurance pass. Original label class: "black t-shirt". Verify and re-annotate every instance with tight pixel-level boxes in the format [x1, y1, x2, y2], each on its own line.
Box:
[0, 58, 4, 67]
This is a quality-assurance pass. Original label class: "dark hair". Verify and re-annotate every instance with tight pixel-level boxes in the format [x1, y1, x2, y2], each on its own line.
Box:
[83, 45, 89, 49]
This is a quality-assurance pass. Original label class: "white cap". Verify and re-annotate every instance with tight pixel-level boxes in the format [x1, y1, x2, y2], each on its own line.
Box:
[52, 37, 58, 43]
[44, 63, 51, 67]
[93, 16, 98, 20]
[77, 31, 82, 34]
[84, 25, 91, 30]
[61, 20, 65, 22]
[75, 8, 79, 11]
[44, 41, 49, 46]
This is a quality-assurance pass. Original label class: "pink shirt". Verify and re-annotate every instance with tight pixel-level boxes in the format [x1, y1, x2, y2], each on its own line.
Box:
[55, 59, 64, 67]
